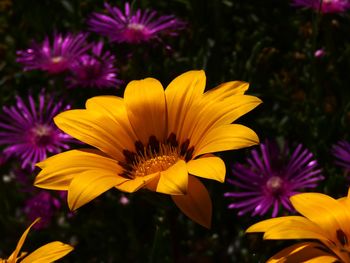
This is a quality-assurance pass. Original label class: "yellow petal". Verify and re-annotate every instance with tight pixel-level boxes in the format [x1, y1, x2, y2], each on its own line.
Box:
[291, 193, 350, 241]
[68, 169, 127, 210]
[21, 241, 73, 263]
[7, 218, 40, 262]
[187, 95, 261, 147]
[171, 176, 212, 228]
[267, 242, 336, 263]
[124, 78, 166, 144]
[187, 156, 226, 182]
[165, 70, 206, 144]
[246, 216, 326, 241]
[116, 172, 160, 193]
[203, 81, 250, 101]
[35, 149, 121, 190]
[156, 160, 188, 195]
[54, 109, 132, 160]
[194, 124, 259, 157]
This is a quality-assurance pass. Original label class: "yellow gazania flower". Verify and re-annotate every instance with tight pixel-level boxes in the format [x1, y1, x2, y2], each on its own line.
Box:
[1, 218, 73, 263]
[246, 189, 350, 262]
[35, 70, 261, 228]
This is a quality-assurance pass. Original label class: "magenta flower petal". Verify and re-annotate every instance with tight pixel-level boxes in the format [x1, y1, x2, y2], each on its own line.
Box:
[87, 2, 185, 44]
[224, 139, 323, 217]
[292, 0, 350, 13]
[0, 92, 74, 170]
[16, 32, 90, 74]
[332, 140, 350, 171]
[66, 41, 121, 88]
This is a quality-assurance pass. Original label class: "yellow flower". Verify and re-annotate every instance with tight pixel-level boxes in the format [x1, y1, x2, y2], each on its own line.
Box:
[35, 70, 261, 228]
[246, 189, 350, 262]
[1, 218, 73, 263]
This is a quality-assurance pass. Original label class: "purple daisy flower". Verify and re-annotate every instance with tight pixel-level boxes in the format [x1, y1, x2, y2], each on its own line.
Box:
[0, 92, 73, 170]
[224, 140, 323, 217]
[292, 0, 350, 13]
[332, 140, 350, 171]
[16, 32, 90, 74]
[66, 41, 121, 88]
[24, 191, 64, 229]
[87, 2, 185, 44]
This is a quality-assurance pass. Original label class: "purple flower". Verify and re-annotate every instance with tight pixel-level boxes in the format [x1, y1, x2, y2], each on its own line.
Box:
[332, 140, 350, 171]
[87, 2, 185, 44]
[66, 41, 121, 88]
[224, 140, 323, 217]
[292, 0, 350, 13]
[16, 33, 90, 74]
[24, 191, 64, 229]
[314, 48, 326, 58]
[0, 92, 73, 170]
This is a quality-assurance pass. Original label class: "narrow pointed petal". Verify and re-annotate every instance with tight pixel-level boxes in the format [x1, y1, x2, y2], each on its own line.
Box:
[267, 242, 336, 263]
[246, 216, 309, 233]
[35, 149, 121, 190]
[290, 193, 350, 238]
[156, 160, 188, 195]
[124, 78, 166, 144]
[187, 156, 226, 182]
[21, 241, 73, 263]
[54, 109, 131, 160]
[194, 124, 259, 157]
[7, 218, 40, 262]
[165, 70, 206, 143]
[68, 169, 127, 210]
[172, 176, 212, 228]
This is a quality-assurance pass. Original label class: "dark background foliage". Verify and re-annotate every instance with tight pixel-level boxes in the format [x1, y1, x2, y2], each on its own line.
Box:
[1, 0, 350, 262]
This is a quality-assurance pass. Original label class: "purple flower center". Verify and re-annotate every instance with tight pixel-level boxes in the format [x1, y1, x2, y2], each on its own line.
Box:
[30, 124, 55, 146]
[124, 23, 150, 42]
[45, 56, 68, 73]
[266, 176, 284, 194]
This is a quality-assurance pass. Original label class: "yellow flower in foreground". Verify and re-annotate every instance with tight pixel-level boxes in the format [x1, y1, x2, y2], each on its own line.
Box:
[246, 190, 350, 262]
[1, 218, 73, 263]
[35, 70, 261, 228]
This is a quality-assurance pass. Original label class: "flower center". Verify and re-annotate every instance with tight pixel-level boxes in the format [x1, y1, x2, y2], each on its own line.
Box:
[266, 176, 284, 193]
[51, 56, 63, 63]
[120, 134, 194, 178]
[133, 150, 179, 177]
[127, 23, 146, 31]
[31, 124, 54, 146]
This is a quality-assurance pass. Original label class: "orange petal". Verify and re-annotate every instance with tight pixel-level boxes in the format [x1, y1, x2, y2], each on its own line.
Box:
[194, 124, 259, 157]
[7, 218, 41, 262]
[204, 81, 250, 101]
[156, 160, 188, 195]
[187, 156, 226, 183]
[68, 169, 127, 210]
[35, 149, 121, 191]
[21, 241, 73, 263]
[267, 242, 337, 263]
[116, 173, 160, 193]
[124, 78, 167, 144]
[165, 70, 206, 144]
[171, 176, 212, 228]
[54, 109, 131, 160]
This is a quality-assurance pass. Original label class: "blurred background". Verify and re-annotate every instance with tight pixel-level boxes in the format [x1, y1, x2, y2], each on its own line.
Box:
[1, 0, 350, 262]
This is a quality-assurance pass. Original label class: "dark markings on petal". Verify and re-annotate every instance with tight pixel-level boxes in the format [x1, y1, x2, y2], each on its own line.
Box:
[123, 149, 137, 164]
[167, 133, 178, 148]
[134, 140, 144, 155]
[185, 146, 195, 162]
[118, 161, 133, 172]
[148, 135, 159, 153]
[337, 229, 348, 246]
[180, 139, 190, 156]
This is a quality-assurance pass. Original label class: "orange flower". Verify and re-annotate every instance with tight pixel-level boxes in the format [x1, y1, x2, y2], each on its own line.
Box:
[35, 70, 261, 228]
